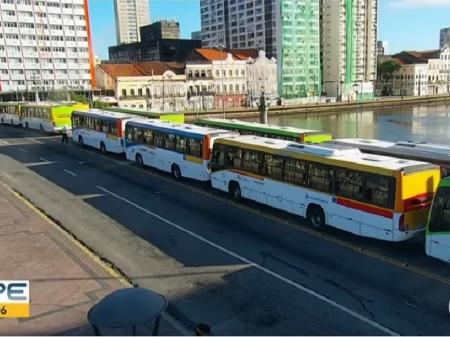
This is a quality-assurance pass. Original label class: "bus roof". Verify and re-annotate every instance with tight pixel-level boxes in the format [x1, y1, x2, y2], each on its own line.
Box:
[331, 138, 450, 163]
[22, 101, 81, 108]
[195, 118, 329, 137]
[126, 118, 237, 138]
[217, 135, 439, 173]
[73, 109, 134, 120]
[106, 107, 182, 117]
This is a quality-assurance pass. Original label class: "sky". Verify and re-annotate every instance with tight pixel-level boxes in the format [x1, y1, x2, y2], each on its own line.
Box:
[89, 0, 450, 60]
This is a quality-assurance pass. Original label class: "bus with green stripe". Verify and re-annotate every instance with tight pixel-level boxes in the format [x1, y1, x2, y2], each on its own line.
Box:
[194, 118, 332, 143]
[0, 102, 22, 126]
[426, 178, 450, 262]
[20, 102, 89, 133]
[105, 107, 184, 123]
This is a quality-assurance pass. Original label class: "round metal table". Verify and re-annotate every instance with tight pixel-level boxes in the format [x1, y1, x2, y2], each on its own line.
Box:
[87, 287, 168, 336]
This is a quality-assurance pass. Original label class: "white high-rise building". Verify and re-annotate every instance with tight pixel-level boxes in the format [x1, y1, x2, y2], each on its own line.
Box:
[0, 0, 95, 93]
[440, 27, 450, 49]
[114, 0, 150, 44]
[321, 0, 378, 100]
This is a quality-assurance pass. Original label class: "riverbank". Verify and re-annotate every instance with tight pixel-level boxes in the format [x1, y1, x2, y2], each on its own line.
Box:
[184, 94, 450, 121]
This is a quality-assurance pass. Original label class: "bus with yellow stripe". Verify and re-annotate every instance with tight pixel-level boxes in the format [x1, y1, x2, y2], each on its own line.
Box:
[125, 119, 237, 181]
[210, 135, 441, 241]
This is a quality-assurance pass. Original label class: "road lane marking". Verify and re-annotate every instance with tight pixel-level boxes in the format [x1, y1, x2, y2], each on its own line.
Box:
[1, 140, 10, 145]
[18, 147, 28, 153]
[40, 157, 49, 162]
[73, 144, 450, 287]
[97, 185, 398, 336]
[64, 169, 77, 177]
[24, 161, 56, 167]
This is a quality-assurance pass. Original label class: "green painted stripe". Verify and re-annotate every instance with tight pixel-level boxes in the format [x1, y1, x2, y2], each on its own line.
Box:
[345, 0, 355, 84]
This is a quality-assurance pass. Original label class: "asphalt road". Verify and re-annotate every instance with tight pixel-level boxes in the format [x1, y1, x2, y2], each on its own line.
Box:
[1, 124, 450, 335]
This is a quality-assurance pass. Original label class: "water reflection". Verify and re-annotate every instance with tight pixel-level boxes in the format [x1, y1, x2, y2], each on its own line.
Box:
[264, 104, 450, 143]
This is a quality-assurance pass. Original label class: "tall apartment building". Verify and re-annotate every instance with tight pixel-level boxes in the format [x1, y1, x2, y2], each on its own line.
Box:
[114, 0, 150, 44]
[440, 27, 450, 49]
[321, 0, 378, 100]
[200, 0, 321, 99]
[0, 0, 95, 93]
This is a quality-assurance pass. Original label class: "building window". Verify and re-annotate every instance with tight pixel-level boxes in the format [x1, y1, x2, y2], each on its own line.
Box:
[122, 89, 126, 96]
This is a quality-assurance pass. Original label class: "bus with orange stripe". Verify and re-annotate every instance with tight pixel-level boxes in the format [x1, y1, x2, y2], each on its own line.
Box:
[125, 119, 237, 181]
[210, 135, 441, 242]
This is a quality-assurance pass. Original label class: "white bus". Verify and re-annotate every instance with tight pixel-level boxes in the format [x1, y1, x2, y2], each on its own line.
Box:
[72, 109, 133, 154]
[125, 119, 237, 181]
[329, 138, 450, 177]
[210, 135, 441, 242]
[0, 102, 21, 126]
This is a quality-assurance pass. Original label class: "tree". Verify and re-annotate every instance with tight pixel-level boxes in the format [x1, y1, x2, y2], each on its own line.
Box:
[377, 60, 401, 96]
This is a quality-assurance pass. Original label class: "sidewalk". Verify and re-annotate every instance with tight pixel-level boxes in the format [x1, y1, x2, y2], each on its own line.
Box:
[0, 183, 184, 336]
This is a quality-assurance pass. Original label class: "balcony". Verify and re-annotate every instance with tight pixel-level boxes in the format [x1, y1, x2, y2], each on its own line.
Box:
[7, 51, 22, 58]
[67, 62, 79, 69]
[8, 62, 24, 69]
[80, 73, 92, 80]
[51, 41, 66, 48]
[23, 63, 39, 70]
[77, 41, 88, 48]
[0, 50, 6, 57]
[40, 63, 53, 69]
[63, 19, 75, 26]
[37, 40, 51, 47]
[76, 30, 87, 37]
[66, 52, 78, 58]
[64, 29, 76, 36]
[73, 8, 85, 15]
[19, 16, 35, 23]
[52, 51, 67, 58]
[5, 40, 21, 47]
[10, 73, 25, 80]
[19, 27, 36, 35]
[62, 8, 73, 15]
[54, 63, 68, 70]
[55, 73, 68, 80]
[47, 6, 62, 14]
[65, 41, 77, 48]
[16, 4, 33, 11]
[41, 73, 55, 80]
[48, 18, 63, 25]
[1, 3, 14, 10]
[3, 27, 19, 34]
[74, 19, 86, 26]
[50, 29, 64, 36]
[0, 74, 9, 80]
[25, 52, 39, 58]
[38, 52, 52, 58]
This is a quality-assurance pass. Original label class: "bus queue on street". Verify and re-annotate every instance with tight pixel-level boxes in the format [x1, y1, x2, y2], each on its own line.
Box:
[1, 103, 450, 263]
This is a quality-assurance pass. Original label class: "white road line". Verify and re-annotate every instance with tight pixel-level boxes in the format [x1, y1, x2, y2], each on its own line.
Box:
[1, 140, 10, 145]
[26, 138, 43, 144]
[96, 185, 398, 336]
[40, 157, 49, 162]
[64, 169, 77, 177]
[18, 147, 28, 153]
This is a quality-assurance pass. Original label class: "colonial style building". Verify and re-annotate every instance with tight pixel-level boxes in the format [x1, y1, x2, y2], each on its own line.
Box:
[186, 48, 248, 109]
[378, 46, 450, 97]
[96, 61, 188, 111]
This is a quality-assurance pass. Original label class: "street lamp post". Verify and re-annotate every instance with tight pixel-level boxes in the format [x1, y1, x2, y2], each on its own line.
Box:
[353, 82, 359, 138]
[219, 45, 225, 119]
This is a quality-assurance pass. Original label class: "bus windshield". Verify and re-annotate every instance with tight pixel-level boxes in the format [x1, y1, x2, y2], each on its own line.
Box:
[429, 187, 450, 233]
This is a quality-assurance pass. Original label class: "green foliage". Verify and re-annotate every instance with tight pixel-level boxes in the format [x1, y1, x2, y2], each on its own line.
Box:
[92, 100, 111, 109]
[377, 60, 401, 81]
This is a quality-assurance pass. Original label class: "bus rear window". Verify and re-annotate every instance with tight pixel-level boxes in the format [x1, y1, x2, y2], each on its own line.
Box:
[429, 187, 450, 233]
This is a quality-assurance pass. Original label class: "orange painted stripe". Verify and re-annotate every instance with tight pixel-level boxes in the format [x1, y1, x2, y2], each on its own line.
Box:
[337, 197, 394, 219]
[0, 303, 30, 318]
[230, 169, 265, 181]
[84, 0, 96, 88]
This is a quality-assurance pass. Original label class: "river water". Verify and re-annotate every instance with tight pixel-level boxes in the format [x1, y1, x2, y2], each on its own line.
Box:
[263, 104, 450, 143]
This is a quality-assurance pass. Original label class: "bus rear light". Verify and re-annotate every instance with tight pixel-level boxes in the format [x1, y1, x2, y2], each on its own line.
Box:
[404, 193, 434, 212]
[399, 215, 406, 232]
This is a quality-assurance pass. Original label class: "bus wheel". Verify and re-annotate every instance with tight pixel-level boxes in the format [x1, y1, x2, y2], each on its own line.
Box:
[135, 153, 144, 167]
[78, 136, 84, 147]
[307, 205, 325, 230]
[100, 142, 107, 154]
[229, 181, 241, 200]
[171, 164, 182, 180]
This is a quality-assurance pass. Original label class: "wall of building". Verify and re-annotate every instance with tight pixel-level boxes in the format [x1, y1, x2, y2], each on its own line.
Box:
[0, 0, 93, 93]
[114, 0, 150, 44]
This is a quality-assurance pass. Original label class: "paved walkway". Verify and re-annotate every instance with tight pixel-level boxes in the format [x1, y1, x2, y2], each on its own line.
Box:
[0, 183, 184, 335]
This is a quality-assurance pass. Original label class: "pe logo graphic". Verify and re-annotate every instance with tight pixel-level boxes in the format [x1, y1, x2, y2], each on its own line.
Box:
[0, 281, 30, 318]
